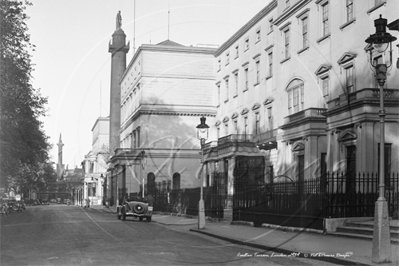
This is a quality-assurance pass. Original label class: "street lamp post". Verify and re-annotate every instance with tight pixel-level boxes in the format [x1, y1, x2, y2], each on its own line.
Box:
[365, 15, 397, 263]
[196, 116, 209, 229]
[140, 150, 146, 198]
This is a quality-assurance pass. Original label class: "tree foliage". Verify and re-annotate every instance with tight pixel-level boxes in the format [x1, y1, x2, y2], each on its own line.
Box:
[0, 0, 55, 193]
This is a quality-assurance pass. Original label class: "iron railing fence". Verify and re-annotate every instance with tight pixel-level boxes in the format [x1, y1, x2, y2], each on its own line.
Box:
[324, 172, 399, 218]
[152, 174, 226, 219]
[233, 172, 399, 230]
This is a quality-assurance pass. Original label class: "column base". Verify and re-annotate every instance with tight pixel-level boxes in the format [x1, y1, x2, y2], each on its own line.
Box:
[372, 199, 391, 263]
[198, 199, 205, 229]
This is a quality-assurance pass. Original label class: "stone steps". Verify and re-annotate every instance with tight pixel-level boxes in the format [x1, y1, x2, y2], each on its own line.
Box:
[330, 221, 399, 244]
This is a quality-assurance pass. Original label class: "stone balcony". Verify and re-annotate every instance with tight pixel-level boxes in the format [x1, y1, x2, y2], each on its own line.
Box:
[218, 134, 253, 145]
[282, 108, 327, 128]
[328, 88, 399, 110]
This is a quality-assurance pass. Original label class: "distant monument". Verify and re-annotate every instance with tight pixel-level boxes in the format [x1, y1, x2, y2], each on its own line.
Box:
[116, 11, 122, 29]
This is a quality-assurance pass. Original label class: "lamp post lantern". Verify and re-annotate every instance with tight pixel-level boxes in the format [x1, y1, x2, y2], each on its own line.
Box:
[365, 14, 396, 263]
[196, 116, 209, 229]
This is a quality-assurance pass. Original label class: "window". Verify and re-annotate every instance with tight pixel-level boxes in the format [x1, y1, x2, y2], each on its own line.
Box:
[345, 66, 354, 93]
[243, 116, 248, 136]
[218, 59, 221, 71]
[217, 127, 220, 139]
[226, 52, 230, 65]
[132, 131, 136, 149]
[322, 77, 329, 97]
[235, 45, 239, 58]
[284, 29, 290, 59]
[302, 17, 308, 48]
[287, 79, 304, 115]
[346, 0, 353, 22]
[267, 106, 273, 129]
[216, 83, 221, 106]
[136, 127, 141, 148]
[322, 2, 329, 36]
[225, 77, 229, 101]
[337, 52, 356, 93]
[234, 120, 238, 134]
[244, 66, 249, 91]
[367, 0, 386, 14]
[234, 71, 238, 96]
[244, 38, 249, 51]
[268, 52, 273, 77]
[256, 28, 261, 43]
[224, 123, 229, 135]
[255, 60, 260, 84]
[269, 18, 274, 33]
[254, 113, 260, 135]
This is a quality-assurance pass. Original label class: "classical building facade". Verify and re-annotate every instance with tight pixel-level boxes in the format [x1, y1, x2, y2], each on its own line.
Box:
[203, 0, 399, 211]
[82, 117, 109, 206]
[107, 40, 216, 205]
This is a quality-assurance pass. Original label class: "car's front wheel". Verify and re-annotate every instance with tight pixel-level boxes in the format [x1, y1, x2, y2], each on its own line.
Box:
[122, 208, 126, 220]
[147, 217, 152, 222]
[139, 217, 143, 221]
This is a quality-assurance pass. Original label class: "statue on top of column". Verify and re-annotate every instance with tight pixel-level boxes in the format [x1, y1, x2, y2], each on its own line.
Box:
[116, 11, 122, 29]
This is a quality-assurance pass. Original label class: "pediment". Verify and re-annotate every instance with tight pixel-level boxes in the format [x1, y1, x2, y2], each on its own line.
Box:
[241, 108, 249, 115]
[337, 52, 357, 65]
[231, 112, 239, 119]
[263, 97, 274, 105]
[222, 116, 229, 123]
[338, 130, 357, 142]
[315, 64, 332, 76]
[215, 120, 221, 127]
[292, 141, 305, 152]
[252, 103, 261, 111]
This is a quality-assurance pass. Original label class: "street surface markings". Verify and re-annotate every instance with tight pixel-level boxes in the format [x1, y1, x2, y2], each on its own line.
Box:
[82, 208, 123, 243]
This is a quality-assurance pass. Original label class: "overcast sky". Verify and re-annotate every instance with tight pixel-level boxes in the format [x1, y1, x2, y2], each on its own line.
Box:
[26, 0, 271, 169]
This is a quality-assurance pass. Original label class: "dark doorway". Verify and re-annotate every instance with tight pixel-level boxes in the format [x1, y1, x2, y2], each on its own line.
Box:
[172, 173, 180, 190]
[147, 172, 156, 194]
[297, 155, 305, 195]
[346, 146, 356, 193]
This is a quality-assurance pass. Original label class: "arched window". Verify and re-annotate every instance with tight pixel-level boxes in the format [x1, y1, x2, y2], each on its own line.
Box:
[286, 79, 304, 115]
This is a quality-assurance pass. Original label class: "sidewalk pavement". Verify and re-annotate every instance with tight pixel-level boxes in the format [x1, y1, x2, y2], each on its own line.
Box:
[86, 204, 398, 266]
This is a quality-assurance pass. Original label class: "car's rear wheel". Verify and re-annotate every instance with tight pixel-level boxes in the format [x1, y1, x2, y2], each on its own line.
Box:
[139, 217, 143, 221]
[147, 217, 151, 222]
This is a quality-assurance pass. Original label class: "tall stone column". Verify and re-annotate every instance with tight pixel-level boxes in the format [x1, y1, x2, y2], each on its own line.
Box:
[57, 134, 64, 179]
[108, 22, 129, 155]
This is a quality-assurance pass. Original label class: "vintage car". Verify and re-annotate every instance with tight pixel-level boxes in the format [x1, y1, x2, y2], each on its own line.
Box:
[41, 199, 49, 205]
[117, 198, 152, 222]
[17, 200, 26, 210]
[0, 198, 9, 216]
[7, 199, 22, 212]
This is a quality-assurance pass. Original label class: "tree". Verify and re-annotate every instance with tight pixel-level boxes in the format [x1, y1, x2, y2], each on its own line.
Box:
[0, 0, 51, 191]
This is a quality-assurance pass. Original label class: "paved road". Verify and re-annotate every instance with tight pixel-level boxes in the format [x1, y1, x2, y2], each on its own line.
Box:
[1, 205, 336, 265]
